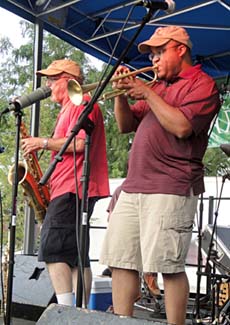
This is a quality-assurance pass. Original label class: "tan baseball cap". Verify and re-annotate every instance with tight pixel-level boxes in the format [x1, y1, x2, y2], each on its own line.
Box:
[138, 26, 193, 53]
[37, 59, 83, 83]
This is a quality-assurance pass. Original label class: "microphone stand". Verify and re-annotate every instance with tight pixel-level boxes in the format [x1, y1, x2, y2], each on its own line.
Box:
[4, 104, 23, 325]
[194, 176, 227, 324]
[204, 177, 225, 275]
[194, 193, 204, 323]
[76, 115, 95, 308]
[39, 5, 156, 308]
[204, 177, 227, 323]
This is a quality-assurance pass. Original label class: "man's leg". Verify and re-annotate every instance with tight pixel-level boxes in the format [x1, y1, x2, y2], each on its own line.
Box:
[72, 266, 92, 306]
[112, 268, 140, 316]
[163, 272, 189, 325]
[47, 262, 74, 305]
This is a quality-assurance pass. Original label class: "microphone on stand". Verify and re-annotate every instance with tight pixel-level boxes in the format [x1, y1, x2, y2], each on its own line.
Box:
[223, 174, 230, 181]
[0, 86, 51, 116]
[136, 0, 175, 14]
[219, 144, 230, 180]
[220, 143, 230, 157]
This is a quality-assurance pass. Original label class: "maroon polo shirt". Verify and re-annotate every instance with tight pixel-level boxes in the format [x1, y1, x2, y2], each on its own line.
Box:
[122, 65, 220, 196]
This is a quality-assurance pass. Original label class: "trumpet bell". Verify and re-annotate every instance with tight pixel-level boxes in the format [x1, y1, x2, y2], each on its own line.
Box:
[67, 79, 83, 106]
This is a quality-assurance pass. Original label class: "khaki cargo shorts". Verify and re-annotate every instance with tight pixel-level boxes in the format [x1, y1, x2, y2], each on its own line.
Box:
[100, 190, 198, 273]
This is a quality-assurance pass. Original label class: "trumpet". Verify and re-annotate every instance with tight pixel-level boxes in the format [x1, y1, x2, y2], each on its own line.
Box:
[68, 65, 158, 105]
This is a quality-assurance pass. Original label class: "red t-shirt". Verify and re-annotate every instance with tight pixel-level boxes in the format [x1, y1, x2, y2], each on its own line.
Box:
[122, 65, 221, 196]
[49, 94, 110, 200]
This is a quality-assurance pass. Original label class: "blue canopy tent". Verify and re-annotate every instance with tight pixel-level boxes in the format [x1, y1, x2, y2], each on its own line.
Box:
[1, 0, 230, 80]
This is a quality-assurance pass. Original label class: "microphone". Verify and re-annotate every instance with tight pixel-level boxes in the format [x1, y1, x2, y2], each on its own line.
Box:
[0, 86, 51, 116]
[220, 143, 230, 157]
[136, 0, 175, 14]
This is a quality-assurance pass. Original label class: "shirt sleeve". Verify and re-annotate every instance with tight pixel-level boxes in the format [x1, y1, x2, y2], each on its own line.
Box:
[179, 75, 220, 135]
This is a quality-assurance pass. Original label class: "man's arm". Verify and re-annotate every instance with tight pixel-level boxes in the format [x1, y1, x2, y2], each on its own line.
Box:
[114, 95, 138, 133]
[119, 78, 193, 139]
[21, 136, 85, 156]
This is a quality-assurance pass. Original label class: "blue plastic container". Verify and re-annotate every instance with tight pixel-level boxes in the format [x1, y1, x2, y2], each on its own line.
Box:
[88, 276, 112, 311]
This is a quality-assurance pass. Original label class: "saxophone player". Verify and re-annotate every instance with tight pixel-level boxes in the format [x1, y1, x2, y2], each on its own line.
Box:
[21, 59, 109, 306]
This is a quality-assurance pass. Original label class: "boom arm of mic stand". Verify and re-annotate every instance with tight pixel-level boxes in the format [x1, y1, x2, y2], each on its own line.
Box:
[39, 6, 155, 186]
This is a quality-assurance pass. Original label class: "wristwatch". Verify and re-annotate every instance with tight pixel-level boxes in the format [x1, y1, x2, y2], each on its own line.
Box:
[43, 138, 49, 149]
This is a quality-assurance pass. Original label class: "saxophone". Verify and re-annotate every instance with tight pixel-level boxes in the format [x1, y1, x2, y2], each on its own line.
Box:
[8, 122, 50, 223]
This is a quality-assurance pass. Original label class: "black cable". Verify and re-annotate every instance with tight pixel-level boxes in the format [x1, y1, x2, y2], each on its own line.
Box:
[73, 136, 87, 307]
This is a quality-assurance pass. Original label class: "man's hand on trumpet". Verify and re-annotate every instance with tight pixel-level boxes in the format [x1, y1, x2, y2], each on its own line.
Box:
[112, 65, 152, 100]
[112, 66, 134, 88]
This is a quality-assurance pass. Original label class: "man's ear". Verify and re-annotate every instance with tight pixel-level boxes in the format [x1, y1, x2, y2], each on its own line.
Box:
[177, 44, 188, 57]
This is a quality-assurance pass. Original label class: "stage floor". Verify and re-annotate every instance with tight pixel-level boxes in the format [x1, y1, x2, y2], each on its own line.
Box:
[0, 295, 214, 325]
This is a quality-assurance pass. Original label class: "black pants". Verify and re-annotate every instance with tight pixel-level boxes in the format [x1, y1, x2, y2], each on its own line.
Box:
[38, 192, 98, 268]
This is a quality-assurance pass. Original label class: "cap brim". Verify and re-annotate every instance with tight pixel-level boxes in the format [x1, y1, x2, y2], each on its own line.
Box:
[138, 38, 169, 53]
[36, 68, 62, 76]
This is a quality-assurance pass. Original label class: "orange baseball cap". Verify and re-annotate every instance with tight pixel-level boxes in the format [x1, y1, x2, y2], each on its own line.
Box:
[138, 26, 193, 53]
[37, 59, 83, 83]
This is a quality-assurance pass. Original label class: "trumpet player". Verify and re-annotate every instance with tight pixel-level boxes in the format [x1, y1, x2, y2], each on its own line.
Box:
[100, 26, 220, 325]
[21, 59, 109, 306]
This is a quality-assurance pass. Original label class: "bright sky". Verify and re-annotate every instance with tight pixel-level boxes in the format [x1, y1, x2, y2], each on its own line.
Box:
[0, 7, 103, 67]
[0, 7, 28, 47]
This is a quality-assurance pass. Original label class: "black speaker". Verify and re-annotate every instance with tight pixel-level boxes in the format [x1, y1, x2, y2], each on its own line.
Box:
[36, 303, 165, 324]
[202, 225, 230, 275]
[0, 254, 54, 321]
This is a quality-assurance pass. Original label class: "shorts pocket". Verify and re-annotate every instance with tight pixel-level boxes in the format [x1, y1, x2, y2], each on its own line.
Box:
[161, 195, 195, 233]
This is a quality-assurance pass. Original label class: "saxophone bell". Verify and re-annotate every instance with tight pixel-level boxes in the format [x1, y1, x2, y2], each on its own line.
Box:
[8, 161, 28, 185]
[8, 158, 49, 223]
[7, 122, 50, 223]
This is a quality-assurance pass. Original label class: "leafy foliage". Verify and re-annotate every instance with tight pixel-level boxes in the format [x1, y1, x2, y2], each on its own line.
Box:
[204, 92, 230, 176]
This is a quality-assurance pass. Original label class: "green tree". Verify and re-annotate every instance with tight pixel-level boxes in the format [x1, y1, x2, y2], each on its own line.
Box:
[203, 92, 230, 176]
